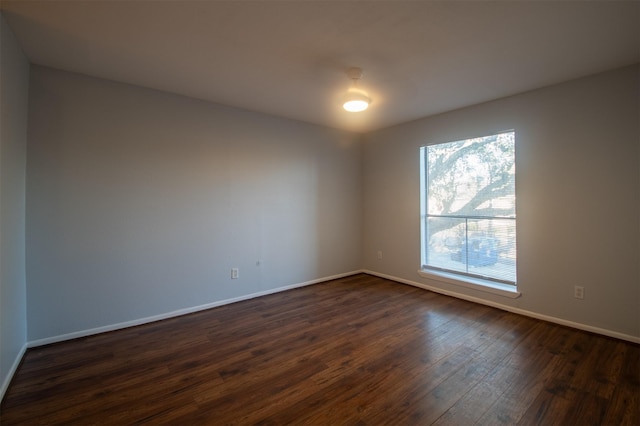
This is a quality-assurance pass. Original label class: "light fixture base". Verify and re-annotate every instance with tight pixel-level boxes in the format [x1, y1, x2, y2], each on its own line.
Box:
[346, 67, 364, 80]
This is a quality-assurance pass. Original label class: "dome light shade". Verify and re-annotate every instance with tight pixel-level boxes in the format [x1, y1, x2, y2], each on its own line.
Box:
[343, 90, 370, 112]
[342, 67, 371, 112]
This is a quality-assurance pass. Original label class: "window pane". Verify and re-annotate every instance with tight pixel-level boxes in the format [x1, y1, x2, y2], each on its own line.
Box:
[426, 216, 467, 274]
[422, 131, 516, 285]
[427, 132, 515, 218]
[466, 218, 516, 283]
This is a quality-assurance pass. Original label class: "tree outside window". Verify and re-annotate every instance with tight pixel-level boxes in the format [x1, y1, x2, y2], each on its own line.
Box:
[421, 131, 516, 284]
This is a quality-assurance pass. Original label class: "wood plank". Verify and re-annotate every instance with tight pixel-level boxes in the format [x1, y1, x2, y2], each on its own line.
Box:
[1, 273, 638, 425]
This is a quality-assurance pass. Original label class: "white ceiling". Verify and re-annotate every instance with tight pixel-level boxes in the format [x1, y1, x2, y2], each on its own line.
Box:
[2, 0, 639, 133]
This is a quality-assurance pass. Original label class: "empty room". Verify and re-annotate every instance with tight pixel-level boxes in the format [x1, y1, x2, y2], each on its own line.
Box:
[1, 1, 639, 424]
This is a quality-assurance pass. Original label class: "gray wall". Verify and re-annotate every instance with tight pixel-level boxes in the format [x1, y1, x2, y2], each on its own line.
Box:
[26, 66, 362, 341]
[363, 65, 640, 339]
[13, 54, 640, 348]
[0, 15, 29, 396]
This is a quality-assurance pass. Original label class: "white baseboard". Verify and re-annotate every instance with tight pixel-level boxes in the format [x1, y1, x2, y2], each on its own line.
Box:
[363, 269, 640, 344]
[1, 342, 27, 402]
[28, 270, 363, 348]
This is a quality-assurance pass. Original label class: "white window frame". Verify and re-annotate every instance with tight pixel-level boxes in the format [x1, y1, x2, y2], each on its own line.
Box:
[419, 132, 520, 298]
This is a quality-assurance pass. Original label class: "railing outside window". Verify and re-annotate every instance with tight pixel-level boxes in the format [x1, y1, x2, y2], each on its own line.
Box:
[423, 213, 516, 285]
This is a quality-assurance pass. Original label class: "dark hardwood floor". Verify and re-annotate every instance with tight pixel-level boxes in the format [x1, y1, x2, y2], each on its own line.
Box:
[2, 274, 639, 425]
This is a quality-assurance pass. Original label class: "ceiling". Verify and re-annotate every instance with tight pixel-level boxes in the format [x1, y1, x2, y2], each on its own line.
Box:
[2, 1, 639, 133]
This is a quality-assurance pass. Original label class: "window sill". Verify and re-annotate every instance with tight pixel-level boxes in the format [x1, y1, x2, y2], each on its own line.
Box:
[417, 269, 521, 299]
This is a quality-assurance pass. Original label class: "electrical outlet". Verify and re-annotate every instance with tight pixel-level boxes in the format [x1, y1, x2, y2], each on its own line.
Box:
[377, 250, 383, 260]
[574, 286, 584, 299]
[231, 268, 239, 279]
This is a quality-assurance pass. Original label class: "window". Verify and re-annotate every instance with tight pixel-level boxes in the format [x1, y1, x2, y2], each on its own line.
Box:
[420, 131, 516, 287]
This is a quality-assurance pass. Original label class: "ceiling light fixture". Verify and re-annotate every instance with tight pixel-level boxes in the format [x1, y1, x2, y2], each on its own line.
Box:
[343, 67, 370, 112]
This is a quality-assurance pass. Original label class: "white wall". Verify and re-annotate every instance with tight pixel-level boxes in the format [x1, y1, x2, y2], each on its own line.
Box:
[26, 66, 362, 342]
[363, 65, 640, 340]
[0, 15, 29, 397]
